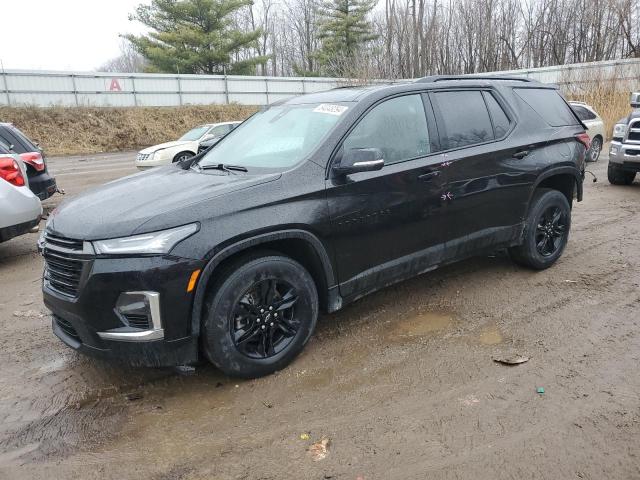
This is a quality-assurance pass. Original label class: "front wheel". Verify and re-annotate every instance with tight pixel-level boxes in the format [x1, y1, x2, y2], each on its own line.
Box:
[509, 189, 571, 270]
[201, 253, 318, 378]
[608, 164, 636, 185]
[173, 151, 194, 163]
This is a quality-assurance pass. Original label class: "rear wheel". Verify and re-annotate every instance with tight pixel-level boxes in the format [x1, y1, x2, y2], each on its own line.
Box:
[587, 136, 602, 162]
[509, 189, 571, 270]
[608, 164, 636, 185]
[201, 253, 318, 378]
[173, 151, 194, 163]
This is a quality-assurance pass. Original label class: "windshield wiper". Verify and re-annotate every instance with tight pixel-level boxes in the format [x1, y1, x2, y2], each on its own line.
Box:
[199, 163, 248, 174]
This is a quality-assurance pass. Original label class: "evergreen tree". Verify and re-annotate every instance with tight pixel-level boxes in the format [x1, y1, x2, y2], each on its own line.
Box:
[314, 0, 377, 76]
[125, 0, 269, 75]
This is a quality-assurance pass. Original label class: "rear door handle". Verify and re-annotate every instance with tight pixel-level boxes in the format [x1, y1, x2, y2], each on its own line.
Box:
[418, 171, 440, 182]
[513, 150, 529, 159]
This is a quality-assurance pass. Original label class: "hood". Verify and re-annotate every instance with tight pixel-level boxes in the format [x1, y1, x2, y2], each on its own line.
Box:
[48, 165, 280, 240]
[621, 110, 640, 125]
[140, 140, 191, 154]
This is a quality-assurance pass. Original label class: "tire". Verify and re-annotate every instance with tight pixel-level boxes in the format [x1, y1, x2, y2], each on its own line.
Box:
[509, 189, 571, 270]
[607, 164, 636, 185]
[587, 136, 602, 162]
[173, 151, 194, 163]
[201, 253, 318, 378]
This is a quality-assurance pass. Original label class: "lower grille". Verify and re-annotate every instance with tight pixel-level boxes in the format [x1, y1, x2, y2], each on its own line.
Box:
[55, 316, 80, 341]
[123, 313, 151, 330]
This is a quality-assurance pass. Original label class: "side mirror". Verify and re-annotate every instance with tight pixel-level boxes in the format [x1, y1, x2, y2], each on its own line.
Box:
[631, 92, 640, 109]
[334, 148, 384, 175]
[201, 134, 216, 142]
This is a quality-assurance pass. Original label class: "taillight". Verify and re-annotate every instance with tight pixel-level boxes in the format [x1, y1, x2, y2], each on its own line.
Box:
[575, 133, 591, 150]
[19, 152, 45, 172]
[0, 157, 26, 187]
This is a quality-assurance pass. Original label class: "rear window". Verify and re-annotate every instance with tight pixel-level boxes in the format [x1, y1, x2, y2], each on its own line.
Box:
[514, 88, 579, 127]
[0, 125, 37, 153]
[571, 104, 597, 121]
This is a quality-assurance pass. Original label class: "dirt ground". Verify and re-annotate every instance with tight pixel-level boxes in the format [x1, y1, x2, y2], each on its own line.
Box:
[1, 150, 639, 480]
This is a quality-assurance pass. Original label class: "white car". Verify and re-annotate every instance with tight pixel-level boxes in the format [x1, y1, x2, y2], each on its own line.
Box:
[135, 121, 241, 170]
[0, 150, 42, 242]
[569, 101, 605, 162]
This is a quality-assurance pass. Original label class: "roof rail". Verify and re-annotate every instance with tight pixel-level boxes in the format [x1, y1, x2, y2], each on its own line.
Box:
[415, 75, 536, 84]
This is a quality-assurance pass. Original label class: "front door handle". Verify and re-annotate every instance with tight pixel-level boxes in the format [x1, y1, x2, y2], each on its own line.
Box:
[418, 171, 440, 182]
[513, 150, 530, 159]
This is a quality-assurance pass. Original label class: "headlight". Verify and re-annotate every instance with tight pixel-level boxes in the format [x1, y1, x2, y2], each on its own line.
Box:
[93, 223, 198, 255]
[612, 123, 627, 138]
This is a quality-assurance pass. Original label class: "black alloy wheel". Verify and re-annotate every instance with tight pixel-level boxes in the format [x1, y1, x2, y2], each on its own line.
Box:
[231, 278, 300, 359]
[534, 206, 567, 257]
[202, 253, 318, 378]
[509, 188, 571, 270]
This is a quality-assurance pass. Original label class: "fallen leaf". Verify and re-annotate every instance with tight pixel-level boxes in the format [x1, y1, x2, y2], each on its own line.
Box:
[300, 433, 310, 440]
[309, 438, 330, 461]
[492, 354, 530, 366]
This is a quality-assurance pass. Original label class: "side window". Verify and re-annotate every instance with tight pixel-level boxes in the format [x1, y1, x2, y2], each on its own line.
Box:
[432, 90, 494, 149]
[343, 94, 430, 165]
[483, 92, 511, 138]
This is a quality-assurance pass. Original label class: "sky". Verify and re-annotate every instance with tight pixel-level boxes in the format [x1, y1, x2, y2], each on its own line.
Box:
[0, 0, 148, 71]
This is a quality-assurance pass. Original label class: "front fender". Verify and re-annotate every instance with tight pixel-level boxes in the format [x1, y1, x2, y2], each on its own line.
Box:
[189, 229, 337, 338]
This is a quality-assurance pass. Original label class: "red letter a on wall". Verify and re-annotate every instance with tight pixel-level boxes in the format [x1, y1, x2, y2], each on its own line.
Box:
[109, 79, 122, 91]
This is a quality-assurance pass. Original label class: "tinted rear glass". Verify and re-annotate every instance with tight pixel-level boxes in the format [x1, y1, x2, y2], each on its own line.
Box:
[0, 127, 27, 153]
[514, 88, 579, 127]
[571, 105, 597, 121]
[432, 90, 494, 149]
[0, 141, 10, 154]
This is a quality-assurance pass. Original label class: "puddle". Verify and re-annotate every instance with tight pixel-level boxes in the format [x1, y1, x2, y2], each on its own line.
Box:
[390, 310, 456, 338]
[478, 324, 504, 345]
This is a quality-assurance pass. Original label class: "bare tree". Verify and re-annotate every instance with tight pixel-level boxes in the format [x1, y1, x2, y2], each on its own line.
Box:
[98, 40, 148, 73]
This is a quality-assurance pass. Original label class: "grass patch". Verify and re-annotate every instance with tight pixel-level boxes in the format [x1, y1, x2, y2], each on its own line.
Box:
[0, 104, 259, 156]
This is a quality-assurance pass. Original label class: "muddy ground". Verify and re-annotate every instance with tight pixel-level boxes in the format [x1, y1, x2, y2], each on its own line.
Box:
[1, 151, 639, 479]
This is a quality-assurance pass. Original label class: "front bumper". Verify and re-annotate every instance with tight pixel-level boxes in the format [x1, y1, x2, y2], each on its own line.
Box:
[43, 253, 205, 367]
[135, 154, 171, 170]
[609, 142, 640, 171]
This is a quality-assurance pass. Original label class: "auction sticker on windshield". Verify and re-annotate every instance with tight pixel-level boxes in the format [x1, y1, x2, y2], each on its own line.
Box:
[313, 104, 348, 116]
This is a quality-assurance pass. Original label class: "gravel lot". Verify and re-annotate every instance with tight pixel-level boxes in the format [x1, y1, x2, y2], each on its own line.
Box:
[1, 150, 639, 479]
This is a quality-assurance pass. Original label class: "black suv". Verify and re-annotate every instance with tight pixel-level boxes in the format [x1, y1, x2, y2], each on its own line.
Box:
[0, 123, 57, 200]
[42, 77, 587, 378]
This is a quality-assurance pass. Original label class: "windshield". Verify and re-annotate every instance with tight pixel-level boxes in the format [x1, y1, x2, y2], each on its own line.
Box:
[180, 126, 210, 141]
[198, 103, 348, 170]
